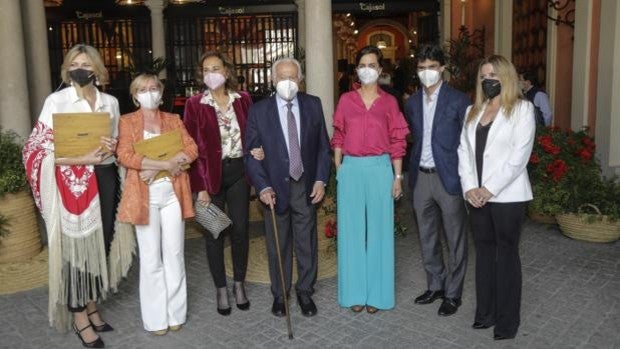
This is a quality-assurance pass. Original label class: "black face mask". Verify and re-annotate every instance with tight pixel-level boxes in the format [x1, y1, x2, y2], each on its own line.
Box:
[482, 79, 501, 99]
[69, 68, 96, 87]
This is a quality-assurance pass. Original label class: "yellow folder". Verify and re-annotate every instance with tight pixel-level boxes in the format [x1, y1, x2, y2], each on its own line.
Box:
[53, 113, 111, 158]
[133, 129, 188, 180]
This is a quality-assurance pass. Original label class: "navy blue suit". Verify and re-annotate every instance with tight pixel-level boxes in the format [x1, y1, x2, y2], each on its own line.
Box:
[406, 84, 470, 195]
[405, 82, 470, 300]
[244, 92, 331, 298]
[245, 92, 331, 213]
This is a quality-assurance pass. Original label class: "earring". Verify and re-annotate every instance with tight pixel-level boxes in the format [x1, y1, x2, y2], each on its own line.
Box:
[95, 78, 100, 86]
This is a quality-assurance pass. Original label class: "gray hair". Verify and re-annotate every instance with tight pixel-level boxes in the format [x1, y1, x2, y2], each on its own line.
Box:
[271, 57, 304, 83]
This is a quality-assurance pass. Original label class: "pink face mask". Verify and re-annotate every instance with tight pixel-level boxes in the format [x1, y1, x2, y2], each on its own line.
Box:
[203, 72, 226, 90]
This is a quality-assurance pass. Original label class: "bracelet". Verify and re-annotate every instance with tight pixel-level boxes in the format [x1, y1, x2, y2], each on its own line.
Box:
[395, 174, 404, 180]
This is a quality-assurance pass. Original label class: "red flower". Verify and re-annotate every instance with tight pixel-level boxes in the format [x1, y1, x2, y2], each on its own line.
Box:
[542, 143, 561, 155]
[567, 138, 576, 146]
[529, 153, 540, 164]
[324, 219, 337, 239]
[538, 135, 553, 146]
[546, 159, 568, 182]
[576, 148, 593, 161]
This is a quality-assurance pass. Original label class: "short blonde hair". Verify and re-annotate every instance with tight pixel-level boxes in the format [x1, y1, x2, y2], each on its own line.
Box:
[466, 55, 522, 124]
[60, 44, 109, 86]
[129, 73, 165, 107]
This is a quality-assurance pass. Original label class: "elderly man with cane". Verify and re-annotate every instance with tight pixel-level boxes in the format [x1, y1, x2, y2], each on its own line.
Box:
[245, 58, 331, 327]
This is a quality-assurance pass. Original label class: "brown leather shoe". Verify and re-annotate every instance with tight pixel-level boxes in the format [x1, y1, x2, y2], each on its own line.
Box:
[350, 305, 365, 313]
[366, 306, 379, 314]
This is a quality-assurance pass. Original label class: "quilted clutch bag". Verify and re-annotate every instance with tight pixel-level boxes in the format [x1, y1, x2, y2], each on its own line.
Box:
[194, 202, 232, 239]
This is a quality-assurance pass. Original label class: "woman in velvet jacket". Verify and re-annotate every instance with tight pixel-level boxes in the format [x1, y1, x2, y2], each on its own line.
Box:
[183, 51, 254, 315]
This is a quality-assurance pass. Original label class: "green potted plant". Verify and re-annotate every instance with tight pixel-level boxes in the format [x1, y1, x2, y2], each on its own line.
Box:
[528, 126, 620, 241]
[0, 128, 42, 262]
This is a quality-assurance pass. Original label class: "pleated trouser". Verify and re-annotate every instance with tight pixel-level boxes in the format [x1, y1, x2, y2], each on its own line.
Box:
[135, 180, 187, 332]
[337, 154, 395, 309]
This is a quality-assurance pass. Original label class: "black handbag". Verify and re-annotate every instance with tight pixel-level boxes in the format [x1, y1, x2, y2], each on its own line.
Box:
[194, 202, 232, 239]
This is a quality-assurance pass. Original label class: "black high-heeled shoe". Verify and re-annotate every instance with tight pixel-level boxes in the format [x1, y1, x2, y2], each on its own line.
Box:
[73, 323, 104, 348]
[87, 310, 114, 332]
[233, 282, 250, 310]
[216, 287, 231, 316]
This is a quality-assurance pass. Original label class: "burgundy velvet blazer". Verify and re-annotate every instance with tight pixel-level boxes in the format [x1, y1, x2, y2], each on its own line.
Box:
[183, 91, 253, 194]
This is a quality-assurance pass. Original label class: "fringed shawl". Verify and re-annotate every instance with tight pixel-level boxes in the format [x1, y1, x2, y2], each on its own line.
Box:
[23, 112, 135, 332]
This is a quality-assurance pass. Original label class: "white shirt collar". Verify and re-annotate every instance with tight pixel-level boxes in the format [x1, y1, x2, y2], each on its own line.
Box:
[68, 85, 106, 111]
[275, 94, 298, 109]
[423, 80, 443, 101]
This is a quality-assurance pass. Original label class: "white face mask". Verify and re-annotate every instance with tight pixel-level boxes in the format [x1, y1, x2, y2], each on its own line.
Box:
[357, 67, 380, 85]
[417, 69, 441, 88]
[136, 90, 162, 110]
[276, 79, 299, 101]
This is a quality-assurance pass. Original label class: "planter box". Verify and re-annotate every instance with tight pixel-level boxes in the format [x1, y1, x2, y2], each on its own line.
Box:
[0, 191, 42, 263]
[556, 213, 620, 243]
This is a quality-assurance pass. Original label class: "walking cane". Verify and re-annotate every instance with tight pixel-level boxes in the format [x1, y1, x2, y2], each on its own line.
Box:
[269, 203, 294, 340]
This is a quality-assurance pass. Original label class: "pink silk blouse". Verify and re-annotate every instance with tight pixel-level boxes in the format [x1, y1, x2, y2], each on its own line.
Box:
[331, 88, 409, 159]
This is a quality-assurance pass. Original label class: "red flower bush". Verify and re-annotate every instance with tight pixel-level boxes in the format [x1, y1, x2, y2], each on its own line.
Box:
[528, 126, 619, 219]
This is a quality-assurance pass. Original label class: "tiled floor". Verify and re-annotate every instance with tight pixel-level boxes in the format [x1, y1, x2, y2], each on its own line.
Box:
[1, 195, 618, 349]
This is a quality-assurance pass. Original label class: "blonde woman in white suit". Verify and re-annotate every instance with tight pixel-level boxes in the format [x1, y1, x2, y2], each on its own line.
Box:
[457, 55, 535, 341]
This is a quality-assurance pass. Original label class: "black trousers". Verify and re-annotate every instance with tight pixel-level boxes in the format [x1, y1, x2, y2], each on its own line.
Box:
[468, 201, 527, 337]
[205, 158, 250, 288]
[68, 163, 120, 312]
[263, 176, 317, 298]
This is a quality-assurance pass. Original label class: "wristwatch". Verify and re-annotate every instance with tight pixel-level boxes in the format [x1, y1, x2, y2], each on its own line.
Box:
[395, 174, 404, 180]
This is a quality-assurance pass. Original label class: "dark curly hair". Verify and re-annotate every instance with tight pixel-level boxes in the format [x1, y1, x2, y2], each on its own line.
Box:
[415, 44, 446, 66]
[355, 45, 384, 67]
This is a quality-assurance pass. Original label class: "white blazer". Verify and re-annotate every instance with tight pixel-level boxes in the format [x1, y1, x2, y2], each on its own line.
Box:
[457, 99, 535, 203]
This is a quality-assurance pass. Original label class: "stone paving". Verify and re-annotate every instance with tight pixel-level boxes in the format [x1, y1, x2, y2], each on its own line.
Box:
[1, 194, 619, 349]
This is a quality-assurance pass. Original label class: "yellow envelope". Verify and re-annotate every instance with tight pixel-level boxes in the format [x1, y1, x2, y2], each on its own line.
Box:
[53, 113, 111, 158]
[133, 129, 189, 180]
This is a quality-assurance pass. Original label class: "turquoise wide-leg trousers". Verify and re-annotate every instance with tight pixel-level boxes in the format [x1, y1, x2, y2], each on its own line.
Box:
[337, 154, 394, 309]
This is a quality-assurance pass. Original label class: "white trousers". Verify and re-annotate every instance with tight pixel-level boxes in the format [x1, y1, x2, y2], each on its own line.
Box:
[135, 180, 187, 331]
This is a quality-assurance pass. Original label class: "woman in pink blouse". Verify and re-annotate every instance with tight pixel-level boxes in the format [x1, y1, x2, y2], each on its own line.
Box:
[332, 45, 409, 313]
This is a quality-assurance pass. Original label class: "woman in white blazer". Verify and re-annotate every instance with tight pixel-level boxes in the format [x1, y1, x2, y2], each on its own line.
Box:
[457, 55, 535, 341]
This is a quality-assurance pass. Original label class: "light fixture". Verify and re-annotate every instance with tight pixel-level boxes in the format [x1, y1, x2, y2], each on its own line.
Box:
[44, 0, 62, 6]
[376, 30, 388, 49]
[116, 0, 144, 5]
[353, 29, 359, 35]
[116, 52, 122, 59]
[350, 22, 355, 27]
[346, 13, 351, 17]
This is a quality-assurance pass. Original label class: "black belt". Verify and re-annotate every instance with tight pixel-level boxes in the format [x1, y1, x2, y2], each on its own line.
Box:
[222, 157, 243, 164]
[419, 167, 436, 174]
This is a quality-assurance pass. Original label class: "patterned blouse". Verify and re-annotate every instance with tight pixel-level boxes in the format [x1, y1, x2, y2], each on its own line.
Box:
[201, 91, 243, 159]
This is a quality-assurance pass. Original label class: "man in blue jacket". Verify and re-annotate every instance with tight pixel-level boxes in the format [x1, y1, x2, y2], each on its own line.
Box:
[245, 58, 331, 318]
[405, 44, 470, 316]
